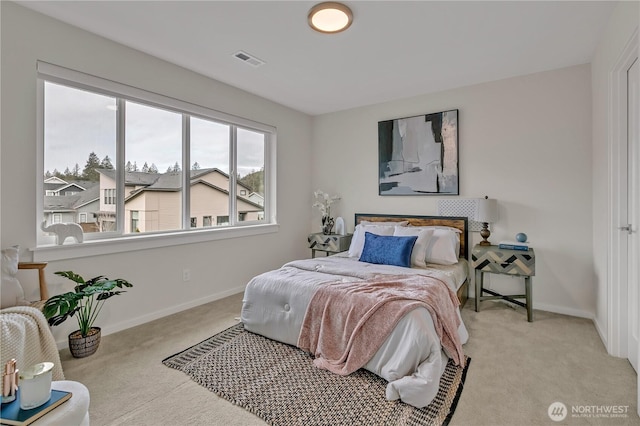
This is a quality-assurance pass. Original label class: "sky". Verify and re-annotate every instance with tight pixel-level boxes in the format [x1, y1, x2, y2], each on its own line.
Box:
[44, 82, 264, 177]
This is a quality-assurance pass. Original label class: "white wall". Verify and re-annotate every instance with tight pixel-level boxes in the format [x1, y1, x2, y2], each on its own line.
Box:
[311, 64, 594, 318]
[1, 2, 313, 344]
[591, 1, 639, 349]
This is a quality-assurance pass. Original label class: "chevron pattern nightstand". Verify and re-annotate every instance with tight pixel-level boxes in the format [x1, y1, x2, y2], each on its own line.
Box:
[308, 233, 352, 258]
[472, 244, 536, 321]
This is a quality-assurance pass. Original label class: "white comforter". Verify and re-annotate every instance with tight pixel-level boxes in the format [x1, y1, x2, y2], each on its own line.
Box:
[241, 254, 469, 408]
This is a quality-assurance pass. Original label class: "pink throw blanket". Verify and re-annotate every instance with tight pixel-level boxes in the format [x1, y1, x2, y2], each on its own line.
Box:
[297, 274, 464, 376]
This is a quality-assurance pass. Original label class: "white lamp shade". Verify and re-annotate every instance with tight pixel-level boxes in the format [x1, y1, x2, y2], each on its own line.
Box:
[474, 198, 498, 223]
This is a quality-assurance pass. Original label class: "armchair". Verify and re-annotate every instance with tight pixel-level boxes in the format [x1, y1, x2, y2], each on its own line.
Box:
[1, 307, 90, 425]
[1, 250, 90, 425]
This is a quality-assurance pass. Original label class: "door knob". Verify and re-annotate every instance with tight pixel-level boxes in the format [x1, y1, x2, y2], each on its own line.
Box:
[619, 225, 633, 234]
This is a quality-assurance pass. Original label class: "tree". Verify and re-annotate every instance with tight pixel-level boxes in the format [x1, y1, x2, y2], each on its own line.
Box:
[45, 170, 52, 179]
[53, 169, 62, 178]
[82, 152, 101, 181]
[149, 163, 158, 173]
[142, 162, 149, 173]
[192, 162, 200, 170]
[132, 161, 139, 172]
[100, 155, 114, 170]
[125, 161, 133, 172]
[63, 167, 71, 178]
[171, 162, 181, 173]
[238, 168, 264, 195]
[72, 163, 81, 178]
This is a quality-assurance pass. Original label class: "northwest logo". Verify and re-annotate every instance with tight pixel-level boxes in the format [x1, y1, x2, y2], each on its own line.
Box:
[548, 402, 568, 422]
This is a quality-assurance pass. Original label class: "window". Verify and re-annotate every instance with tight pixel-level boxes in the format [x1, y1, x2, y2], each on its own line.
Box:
[103, 189, 116, 205]
[37, 62, 275, 248]
[130, 211, 139, 233]
[53, 214, 62, 224]
[79, 213, 87, 223]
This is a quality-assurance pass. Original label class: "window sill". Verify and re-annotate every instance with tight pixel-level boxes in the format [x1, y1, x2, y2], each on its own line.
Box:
[31, 223, 279, 262]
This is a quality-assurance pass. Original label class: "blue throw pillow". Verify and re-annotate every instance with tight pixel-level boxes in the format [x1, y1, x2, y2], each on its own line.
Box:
[359, 232, 418, 267]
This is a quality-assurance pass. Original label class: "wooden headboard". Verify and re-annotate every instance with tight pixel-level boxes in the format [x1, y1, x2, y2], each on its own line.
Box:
[354, 213, 469, 259]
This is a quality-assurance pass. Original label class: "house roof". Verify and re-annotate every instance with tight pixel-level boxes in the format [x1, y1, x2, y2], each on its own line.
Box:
[98, 169, 161, 186]
[44, 180, 97, 192]
[124, 173, 263, 211]
[100, 167, 255, 192]
[43, 184, 100, 212]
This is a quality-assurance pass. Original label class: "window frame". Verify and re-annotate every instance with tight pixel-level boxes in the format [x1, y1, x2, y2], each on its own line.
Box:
[34, 61, 278, 261]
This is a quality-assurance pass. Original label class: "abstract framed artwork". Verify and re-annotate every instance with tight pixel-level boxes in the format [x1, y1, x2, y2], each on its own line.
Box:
[378, 109, 459, 195]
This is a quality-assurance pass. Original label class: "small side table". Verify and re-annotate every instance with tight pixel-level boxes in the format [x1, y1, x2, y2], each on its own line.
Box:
[18, 262, 49, 300]
[308, 233, 352, 258]
[472, 244, 536, 322]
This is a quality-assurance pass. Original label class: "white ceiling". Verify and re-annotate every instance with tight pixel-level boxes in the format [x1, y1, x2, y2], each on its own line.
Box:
[17, 1, 616, 116]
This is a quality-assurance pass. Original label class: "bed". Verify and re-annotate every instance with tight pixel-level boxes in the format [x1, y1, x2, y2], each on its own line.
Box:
[241, 214, 470, 408]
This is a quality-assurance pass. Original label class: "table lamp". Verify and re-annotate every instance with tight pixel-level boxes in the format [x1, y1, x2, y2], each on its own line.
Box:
[475, 196, 498, 246]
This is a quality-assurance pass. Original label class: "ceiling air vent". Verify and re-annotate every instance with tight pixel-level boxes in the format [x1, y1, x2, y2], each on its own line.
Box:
[233, 50, 265, 68]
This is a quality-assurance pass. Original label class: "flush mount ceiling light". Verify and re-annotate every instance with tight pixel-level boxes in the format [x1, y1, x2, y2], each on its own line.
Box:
[308, 2, 353, 34]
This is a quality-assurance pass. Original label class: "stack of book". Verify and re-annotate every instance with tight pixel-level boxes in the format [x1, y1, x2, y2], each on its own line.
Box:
[1, 389, 71, 425]
[498, 240, 530, 251]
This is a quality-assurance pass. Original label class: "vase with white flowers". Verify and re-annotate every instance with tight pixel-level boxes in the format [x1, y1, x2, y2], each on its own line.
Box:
[313, 190, 341, 235]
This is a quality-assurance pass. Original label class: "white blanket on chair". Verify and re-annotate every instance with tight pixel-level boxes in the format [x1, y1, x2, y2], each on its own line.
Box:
[1, 306, 64, 380]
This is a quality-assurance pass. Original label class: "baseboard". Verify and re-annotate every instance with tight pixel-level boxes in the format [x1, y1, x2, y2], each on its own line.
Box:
[533, 301, 594, 320]
[539, 305, 610, 353]
[55, 285, 246, 349]
[593, 316, 609, 352]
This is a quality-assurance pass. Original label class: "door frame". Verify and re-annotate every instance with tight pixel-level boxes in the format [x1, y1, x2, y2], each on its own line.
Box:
[607, 28, 638, 358]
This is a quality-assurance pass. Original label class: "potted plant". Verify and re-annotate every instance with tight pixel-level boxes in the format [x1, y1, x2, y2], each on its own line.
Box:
[43, 271, 133, 358]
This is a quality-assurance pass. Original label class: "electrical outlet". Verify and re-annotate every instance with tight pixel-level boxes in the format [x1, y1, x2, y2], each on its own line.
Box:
[182, 268, 191, 282]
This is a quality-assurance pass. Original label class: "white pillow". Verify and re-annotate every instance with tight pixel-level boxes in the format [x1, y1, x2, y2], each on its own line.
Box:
[393, 227, 434, 268]
[408, 226, 462, 259]
[1, 246, 27, 309]
[424, 229, 460, 265]
[348, 224, 396, 258]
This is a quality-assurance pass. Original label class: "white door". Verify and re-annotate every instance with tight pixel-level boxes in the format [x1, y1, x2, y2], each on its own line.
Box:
[628, 57, 639, 373]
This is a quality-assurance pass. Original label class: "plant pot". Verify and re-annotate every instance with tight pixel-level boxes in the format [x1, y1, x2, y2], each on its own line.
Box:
[68, 327, 101, 358]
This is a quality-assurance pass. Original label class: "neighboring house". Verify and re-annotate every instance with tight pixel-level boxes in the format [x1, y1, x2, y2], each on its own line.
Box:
[248, 192, 265, 220]
[248, 192, 264, 206]
[98, 168, 263, 233]
[44, 176, 91, 197]
[42, 181, 100, 232]
[42, 170, 263, 234]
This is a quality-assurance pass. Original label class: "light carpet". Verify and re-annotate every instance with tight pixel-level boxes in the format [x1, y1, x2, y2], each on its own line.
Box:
[163, 323, 471, 426]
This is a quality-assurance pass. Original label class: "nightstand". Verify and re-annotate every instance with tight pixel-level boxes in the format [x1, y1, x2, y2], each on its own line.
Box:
[308, 233, 352, 258]
[472, 244, 536, 322]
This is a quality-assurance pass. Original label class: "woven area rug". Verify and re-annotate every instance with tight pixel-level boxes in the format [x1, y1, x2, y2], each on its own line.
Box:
[163, 323, 470, 426]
